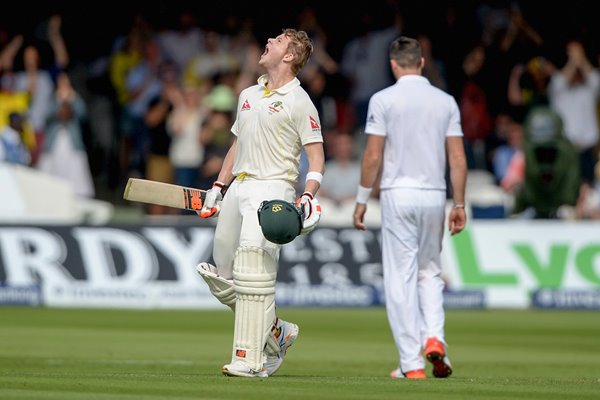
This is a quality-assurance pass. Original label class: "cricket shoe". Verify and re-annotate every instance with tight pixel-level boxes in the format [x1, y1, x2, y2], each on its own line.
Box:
[222, 360, 268, 378]
[264, 319, 299, 376]
[390, 368, 426, 379]
[425, 337, 453, 378]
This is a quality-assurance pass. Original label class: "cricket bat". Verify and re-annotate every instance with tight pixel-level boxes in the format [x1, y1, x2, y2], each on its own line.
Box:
[123, 178, 207, 211]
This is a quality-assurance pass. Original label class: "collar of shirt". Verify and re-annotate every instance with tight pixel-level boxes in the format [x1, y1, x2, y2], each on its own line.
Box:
[257, 74, 300, 95]
[396, 75, 429, 85]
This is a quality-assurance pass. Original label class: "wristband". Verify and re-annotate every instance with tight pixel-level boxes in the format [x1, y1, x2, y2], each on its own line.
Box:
[356, 185, 372, 204]
[305, 171, 323, 184]
[301, 191, 314, 200]
[213, 181, 229, 196]
[453, 204, 465, 209]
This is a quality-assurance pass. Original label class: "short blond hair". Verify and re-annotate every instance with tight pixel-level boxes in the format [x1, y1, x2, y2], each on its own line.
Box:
[283, 28, 313, 75]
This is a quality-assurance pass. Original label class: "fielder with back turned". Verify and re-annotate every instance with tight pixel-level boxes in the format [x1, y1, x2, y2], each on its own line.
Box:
[353, 36, 467, 379]
[196, 28, 324, 378]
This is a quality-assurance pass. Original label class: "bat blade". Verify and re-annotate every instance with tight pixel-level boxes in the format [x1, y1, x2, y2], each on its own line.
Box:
[123, 178, 206, 211]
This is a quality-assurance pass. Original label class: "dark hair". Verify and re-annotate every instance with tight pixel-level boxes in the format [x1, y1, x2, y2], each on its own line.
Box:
[8, 112, 23, 125]
[389, 36, 421, 68]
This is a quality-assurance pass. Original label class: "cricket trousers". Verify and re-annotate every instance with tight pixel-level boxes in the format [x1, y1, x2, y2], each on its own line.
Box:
[212, 177, 296, 279]
[380, 187, 447, 373]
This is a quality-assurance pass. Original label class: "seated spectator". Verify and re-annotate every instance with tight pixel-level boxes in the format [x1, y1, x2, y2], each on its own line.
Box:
[0, 112, 31, 165]
[319, 132, 361, 205]
[575, 180, 600, 219]
[492, 113, 524, 191]
[197, 85, 236, 189]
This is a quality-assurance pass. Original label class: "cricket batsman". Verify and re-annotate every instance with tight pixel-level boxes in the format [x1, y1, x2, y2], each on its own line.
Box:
[195, 28, 325, 378]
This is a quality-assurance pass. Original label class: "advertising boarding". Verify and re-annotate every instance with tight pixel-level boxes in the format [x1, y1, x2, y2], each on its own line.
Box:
[0, 222, 599, 309]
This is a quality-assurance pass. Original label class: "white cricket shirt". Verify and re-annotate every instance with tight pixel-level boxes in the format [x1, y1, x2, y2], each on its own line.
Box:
[231, 74, 323, 183]
[364, 75, 463, 190]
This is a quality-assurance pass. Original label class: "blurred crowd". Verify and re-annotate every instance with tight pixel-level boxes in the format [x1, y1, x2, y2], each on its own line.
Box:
[1, 1, 599, 220]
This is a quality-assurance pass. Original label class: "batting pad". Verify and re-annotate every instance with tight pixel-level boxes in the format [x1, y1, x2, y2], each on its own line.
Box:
[196, 263, 236, 310]
[197, 262, 281, 355]
[232, 246, 277, 371]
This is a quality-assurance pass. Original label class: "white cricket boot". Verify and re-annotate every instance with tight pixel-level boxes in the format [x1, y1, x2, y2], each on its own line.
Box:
[264, 319, 299, 376]
[222, 360, 268, 378]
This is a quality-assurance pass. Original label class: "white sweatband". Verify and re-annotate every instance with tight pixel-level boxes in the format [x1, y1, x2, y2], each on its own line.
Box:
[305, 171, 323, 184]
[356, 185, 372, 204]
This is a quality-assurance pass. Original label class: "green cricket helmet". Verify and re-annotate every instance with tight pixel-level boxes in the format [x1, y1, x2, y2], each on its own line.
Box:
[257, 199, 303, 245]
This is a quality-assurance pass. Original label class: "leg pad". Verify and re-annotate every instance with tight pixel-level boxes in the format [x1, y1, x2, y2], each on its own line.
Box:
[231, 247, 277, 371]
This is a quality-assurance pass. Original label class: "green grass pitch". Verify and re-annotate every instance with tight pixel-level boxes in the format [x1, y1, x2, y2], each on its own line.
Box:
[1, 307, 599, 399]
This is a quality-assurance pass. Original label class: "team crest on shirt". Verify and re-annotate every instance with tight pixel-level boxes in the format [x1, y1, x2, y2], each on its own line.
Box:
[241, 99, 251, 111]
[309, 116, 320, 130]
[268, 101, 283, 114]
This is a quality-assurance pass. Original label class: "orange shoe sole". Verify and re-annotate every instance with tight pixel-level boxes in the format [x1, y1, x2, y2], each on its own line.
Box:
[404, 369, 426, 379]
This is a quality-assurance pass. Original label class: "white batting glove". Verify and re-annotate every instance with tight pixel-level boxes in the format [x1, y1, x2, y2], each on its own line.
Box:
[198, 181, 226, 218]
[296, 192, 322, 235]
